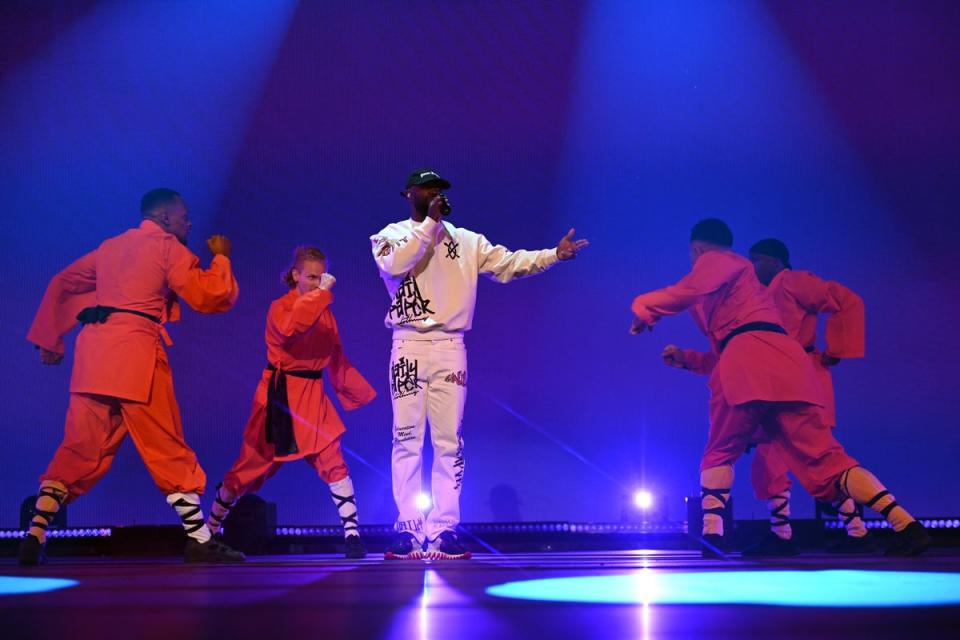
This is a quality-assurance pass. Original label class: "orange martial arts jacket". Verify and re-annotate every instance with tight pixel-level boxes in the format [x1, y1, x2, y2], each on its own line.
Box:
[766, 269, 865, 425]
[258, 288, 377, 462]
[27, 220, 239, 402]
[631, 250, 823, 407]
[671, 267, 864, 426]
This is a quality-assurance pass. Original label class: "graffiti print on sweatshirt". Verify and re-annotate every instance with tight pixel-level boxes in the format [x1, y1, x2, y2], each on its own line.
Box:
[389, 273, 435, 324]
[444, 239, 460, 260]
[376, 235, 409, 258]
[391, 356, 422, 399]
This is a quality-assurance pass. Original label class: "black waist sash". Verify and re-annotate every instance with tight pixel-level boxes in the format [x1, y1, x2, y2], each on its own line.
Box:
[77, 305, 160, 325]
[804, 345, 816, 353]
[265, 364, 323, 457]
[717, 321, 787, 353]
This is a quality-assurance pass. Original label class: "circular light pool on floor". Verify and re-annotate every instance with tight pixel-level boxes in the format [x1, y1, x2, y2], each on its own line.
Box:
[0, 576, 79, 596]
[486, 570, 960, 608]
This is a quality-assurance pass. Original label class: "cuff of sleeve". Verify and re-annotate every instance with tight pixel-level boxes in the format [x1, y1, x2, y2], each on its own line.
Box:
[211, 254, 231, 268]
[415, 217, 438, 236]
[544, 249, 561, 267]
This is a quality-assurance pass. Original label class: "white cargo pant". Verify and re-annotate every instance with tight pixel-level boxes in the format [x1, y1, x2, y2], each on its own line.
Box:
[390, 336, 467, 543]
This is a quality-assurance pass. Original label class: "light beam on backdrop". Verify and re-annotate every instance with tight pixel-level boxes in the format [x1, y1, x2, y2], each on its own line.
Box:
[549, 0, 902, 521]
[0, 0, 298, 528]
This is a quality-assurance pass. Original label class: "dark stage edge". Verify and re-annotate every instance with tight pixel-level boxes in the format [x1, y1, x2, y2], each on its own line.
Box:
[2, 550, 959, 640]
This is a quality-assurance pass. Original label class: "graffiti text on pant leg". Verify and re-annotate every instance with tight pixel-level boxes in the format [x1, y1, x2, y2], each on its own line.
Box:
[391, 356, 422, 399]
[393, 425, 417, 444]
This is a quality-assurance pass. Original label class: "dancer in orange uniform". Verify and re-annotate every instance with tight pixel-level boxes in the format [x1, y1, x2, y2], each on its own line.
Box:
[633, 218, 928, 557]
[747, 238, 873, 553]
[206, 246, 377, 558]
[22, 188, 245, 565]
[663, 238, 874, 554]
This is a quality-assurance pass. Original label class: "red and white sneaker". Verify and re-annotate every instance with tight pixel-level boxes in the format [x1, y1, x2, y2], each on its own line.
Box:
[425, 531, 472, 560]
[384, 532, 424, 560]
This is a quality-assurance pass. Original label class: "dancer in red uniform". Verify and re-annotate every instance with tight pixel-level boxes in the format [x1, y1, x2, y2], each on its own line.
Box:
[663, 238, 875, 554]
[632, 219, 928, 557]
[206, 247, 377, 558]
[22, 188, 244, 564]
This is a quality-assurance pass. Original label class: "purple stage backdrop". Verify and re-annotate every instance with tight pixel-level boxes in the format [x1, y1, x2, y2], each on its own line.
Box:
[1, 1, 958, 528]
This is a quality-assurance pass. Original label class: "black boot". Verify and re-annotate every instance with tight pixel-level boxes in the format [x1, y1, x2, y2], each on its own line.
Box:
[344, 535, 367, 559]
[184, 538, 246, 563]
[701, 533, 727, 559]
[18, 534, 47, 566]
[742, 532, 801, 557]
[885, 521, 931, 557]
[826, 532, 880, 554]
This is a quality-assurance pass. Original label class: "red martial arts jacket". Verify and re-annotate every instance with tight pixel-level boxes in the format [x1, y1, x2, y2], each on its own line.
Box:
[631, 250, 823, 407]
[766, 269, 865, 425]
[27, 219, 239, 402]
[259, 288, 376, 461]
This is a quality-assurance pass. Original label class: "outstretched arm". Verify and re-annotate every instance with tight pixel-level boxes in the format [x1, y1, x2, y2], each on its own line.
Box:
[27, 249, 99, 360]
[478, 228, 587, 283]
[631, 252, 741, 332]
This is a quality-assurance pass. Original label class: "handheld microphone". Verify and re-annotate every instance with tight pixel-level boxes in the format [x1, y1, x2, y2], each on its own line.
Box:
[439, 194, 452, 216]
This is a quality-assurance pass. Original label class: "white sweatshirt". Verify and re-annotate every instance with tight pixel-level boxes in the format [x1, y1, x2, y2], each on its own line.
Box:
[371, 216, 559, 339]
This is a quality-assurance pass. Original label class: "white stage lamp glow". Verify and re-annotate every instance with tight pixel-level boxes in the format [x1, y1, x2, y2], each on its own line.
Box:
[416, 493, 433, 511]
[633, 490, 653, 510]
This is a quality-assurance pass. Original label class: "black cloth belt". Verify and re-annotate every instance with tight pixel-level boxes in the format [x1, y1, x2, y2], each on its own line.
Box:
[77, 305, 160, 325]
[804, 345, 816, 353]
[717, 321, 787, 353]
[264, 364, 324, 457]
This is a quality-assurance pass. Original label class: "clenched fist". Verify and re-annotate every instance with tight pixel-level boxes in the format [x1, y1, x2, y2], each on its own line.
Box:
[319, 273, 336, 291]
[661, 344, 687, 368]
[40, 348, 63, 365]
[206, 235, 232, 258]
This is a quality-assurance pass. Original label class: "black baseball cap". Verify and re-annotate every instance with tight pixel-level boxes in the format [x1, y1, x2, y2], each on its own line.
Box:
[405, 168, 451, 190]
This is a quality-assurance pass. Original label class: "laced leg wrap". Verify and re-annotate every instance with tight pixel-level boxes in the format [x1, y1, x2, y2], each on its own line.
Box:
[865, 490, 901, 518]
[836, 466, 860, 499]
[701, 486, 730, 517]
[838, 501, 865, 526]
[769, 492, 791, 528]
[31, 487, 67, 531]
[332, 492, 359, 533]
[208, 484, 237, 527]
[171, 497, 205, 534]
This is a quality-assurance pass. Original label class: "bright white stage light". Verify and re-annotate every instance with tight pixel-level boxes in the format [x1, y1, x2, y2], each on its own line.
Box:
[633, 490, 653, 510]
[416, 493, 433, 510]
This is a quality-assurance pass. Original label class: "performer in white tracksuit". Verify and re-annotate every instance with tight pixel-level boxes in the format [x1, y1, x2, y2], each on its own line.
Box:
[371, 168, 588, 559]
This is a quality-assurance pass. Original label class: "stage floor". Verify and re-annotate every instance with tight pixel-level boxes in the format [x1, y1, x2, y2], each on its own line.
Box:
[3, 550, 960, 639]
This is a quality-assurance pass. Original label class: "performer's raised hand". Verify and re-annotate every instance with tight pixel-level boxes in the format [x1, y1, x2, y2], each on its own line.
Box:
[557, 229, 589, 261]
[39, 348, 63, 366]
[319, 273, 336, 291]
[427, 195, 449, 222]
[661, 344, 686, 368]
[206, 235, 232, 258]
